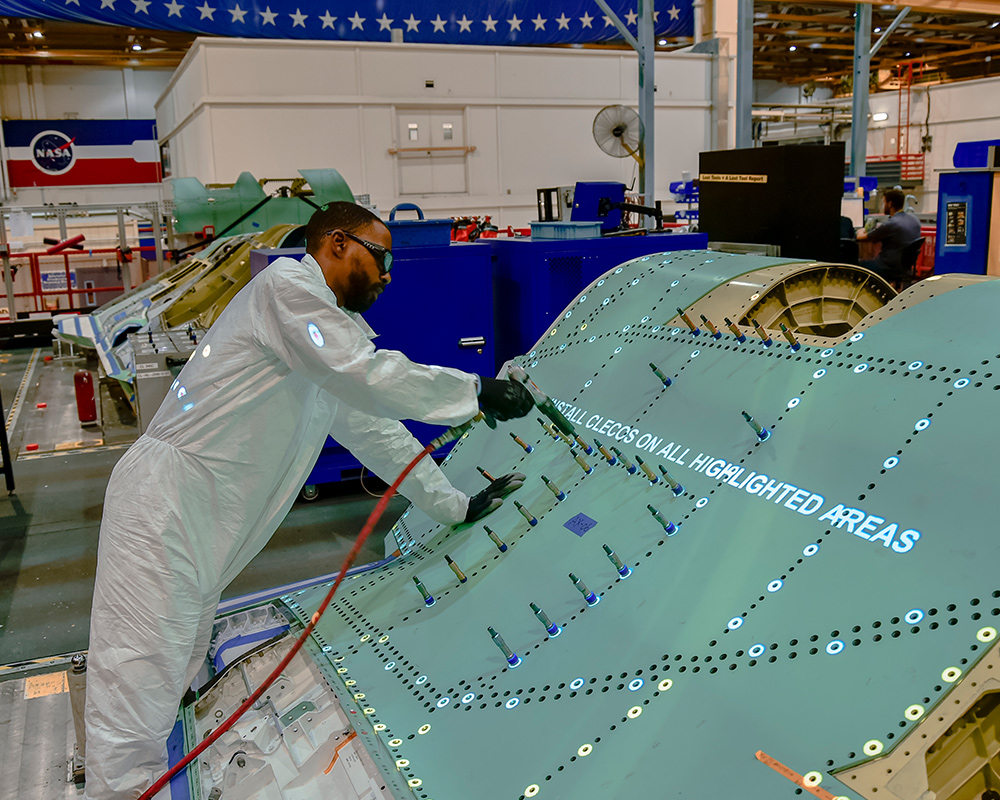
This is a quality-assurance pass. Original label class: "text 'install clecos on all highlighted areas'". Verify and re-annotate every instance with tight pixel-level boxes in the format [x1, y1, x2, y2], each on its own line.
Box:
[553, 400, 921, 555]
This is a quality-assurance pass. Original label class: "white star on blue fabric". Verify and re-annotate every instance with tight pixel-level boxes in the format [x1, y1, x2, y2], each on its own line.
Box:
[132, 0, 151, 12]
[579, 12, 593, 28]
[164, 0, 182, 15]
[290, 8, 307, 26]
[64, 0, 80, 5]
[260, 5, 277, 25]
[403, 14, 419, 31]
[229, 4, 247, 22]
[376, 13, 392, 30]
[556, 13, 570, 29]
[319, 10, 336, 28]
[100, 0, 116, 8]
[197, 2, 215, 20]
[457, 14, 472, 32]
[508, 15, 522, 31]
[603, 15, 614, 26]
[625, 10, 638, 25]
[532, 14, 547, 30]
[349, 11, 365, 29]
[482, 15, 497, 32]
[668, 5, 681, 20]
[430, 14, 446, 32]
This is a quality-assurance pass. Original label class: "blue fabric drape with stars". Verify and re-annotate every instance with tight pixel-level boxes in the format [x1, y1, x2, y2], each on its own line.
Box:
[0, 1, 693, 44]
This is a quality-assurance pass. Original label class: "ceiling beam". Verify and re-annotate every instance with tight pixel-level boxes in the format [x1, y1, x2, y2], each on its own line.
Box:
[821, 0, 1000, 17]
[761, 11, 997, 35]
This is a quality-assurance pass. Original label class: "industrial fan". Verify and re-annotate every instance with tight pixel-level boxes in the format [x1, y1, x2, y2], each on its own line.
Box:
[592, 104, 643, 165]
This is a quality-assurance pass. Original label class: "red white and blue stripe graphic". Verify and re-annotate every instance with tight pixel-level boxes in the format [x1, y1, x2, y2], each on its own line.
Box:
[3, 119, 161, 187]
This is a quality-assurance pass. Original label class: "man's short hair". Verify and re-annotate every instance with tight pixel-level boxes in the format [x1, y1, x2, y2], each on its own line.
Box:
[883, 188, 905, 213]
[305, 202, 386, 254]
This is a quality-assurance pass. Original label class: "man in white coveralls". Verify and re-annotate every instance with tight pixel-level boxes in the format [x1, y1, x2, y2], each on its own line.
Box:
[84, 202, 533, 798]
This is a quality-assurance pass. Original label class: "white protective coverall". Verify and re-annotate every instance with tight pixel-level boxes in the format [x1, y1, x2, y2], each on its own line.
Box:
[84, 253, 479, 799]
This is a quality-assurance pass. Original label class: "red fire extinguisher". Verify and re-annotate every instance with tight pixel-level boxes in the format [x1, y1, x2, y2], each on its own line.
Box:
[74, 370, 98, 425]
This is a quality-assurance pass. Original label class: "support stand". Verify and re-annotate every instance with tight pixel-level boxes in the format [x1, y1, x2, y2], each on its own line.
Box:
[0, 384, 14, 492]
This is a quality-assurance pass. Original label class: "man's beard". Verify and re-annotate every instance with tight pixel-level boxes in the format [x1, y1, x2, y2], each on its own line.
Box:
[341, 266, 379, 313]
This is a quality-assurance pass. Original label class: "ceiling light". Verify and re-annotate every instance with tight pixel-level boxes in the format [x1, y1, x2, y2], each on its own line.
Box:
[874, 27, 881, 33]
[32, 30, 43, 38]
[789, 45, 797, 51]
[132, 43, 142, 51]
[991, 21, 999, 28]
[810, 42, 821, 49]
[872, 112, 889, 121]
[905, 52, 911, 57]
[658, 38, 667, 45]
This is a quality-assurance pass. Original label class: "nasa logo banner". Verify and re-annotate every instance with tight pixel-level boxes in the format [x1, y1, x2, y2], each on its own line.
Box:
[3, 119, 162, 187]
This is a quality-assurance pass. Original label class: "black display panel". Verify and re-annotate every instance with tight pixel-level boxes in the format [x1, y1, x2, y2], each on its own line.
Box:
[699, 143, 845, 263]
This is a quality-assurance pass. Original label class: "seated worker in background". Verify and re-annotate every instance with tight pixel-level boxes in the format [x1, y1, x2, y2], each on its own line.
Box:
[83, 202, 534, 800]
[856, 188, 921, 281]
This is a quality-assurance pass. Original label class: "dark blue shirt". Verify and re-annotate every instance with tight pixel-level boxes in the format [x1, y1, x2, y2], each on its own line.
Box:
[867, 211, 922, 272]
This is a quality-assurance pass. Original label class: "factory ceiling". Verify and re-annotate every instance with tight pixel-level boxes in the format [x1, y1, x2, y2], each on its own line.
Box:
[754, 1, 1000, 90]
[0, 2, 998, 91]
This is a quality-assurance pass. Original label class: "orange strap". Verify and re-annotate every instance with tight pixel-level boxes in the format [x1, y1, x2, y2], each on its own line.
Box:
[755, 750, 838, 800]
[324, 730, 359, 775]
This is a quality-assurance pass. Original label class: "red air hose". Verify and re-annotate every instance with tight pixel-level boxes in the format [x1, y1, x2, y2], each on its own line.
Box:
[137, 419, 470, 799]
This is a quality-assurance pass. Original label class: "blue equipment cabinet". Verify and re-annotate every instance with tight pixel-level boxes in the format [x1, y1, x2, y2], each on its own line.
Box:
[491, 232, 707, 367]
[935, 171, 998, 275]
[934, 140, 1000, 275]
[250, 242, 494, 489]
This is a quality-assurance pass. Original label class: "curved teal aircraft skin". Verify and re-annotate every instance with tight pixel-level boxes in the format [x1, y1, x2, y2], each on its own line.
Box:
[283, 250, 999, 800]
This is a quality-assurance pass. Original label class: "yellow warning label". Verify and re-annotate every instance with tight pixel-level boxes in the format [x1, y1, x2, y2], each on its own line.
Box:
[699, 173, 769, 184]
[24, 671, 69, 699]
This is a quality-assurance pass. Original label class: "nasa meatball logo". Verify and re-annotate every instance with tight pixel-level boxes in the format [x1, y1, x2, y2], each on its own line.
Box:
[29, 129, 77, 175]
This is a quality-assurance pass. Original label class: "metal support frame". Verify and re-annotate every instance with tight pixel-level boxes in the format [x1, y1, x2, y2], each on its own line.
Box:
[735, 0, 754, 149]
[871, 6, 910, 59]
[593, 0, 656, 226]
[147, 202, 165, 278]
[0, 382, 13, 493]
[0, 202, 166, 318]
[1, 213, 14, 321]
[851, 4, 873, 178]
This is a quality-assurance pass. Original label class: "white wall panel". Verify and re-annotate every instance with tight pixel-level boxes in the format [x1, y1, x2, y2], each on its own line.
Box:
[207, 106, 364, 186]
[0, 64, 170, 121]
[29, 66, 126, 118]
[654, 55, 715, 103]
[156, 40, 715, 225]
[131, 70, 173, 117]
[205, 44, 359, 98]
[167, 46, 208, 130]
[466, 107, 500, 198]
[167, 108, 217, 187]
[498, 106, 625, 192]
[498, 52, 623, 100]
[361, 106, 396, 204]
[360, 48, 497, 98]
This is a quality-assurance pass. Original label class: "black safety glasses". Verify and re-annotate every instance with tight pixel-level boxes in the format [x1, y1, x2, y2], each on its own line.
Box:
[338, 230, 393, 274]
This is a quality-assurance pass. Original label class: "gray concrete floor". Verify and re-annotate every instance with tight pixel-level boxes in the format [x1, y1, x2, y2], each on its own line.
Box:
[0, 342, 399, 665]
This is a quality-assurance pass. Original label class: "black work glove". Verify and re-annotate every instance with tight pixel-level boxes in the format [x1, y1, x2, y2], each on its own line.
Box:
[465, 473, 526, 523]
[478, 377, 534, 429]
